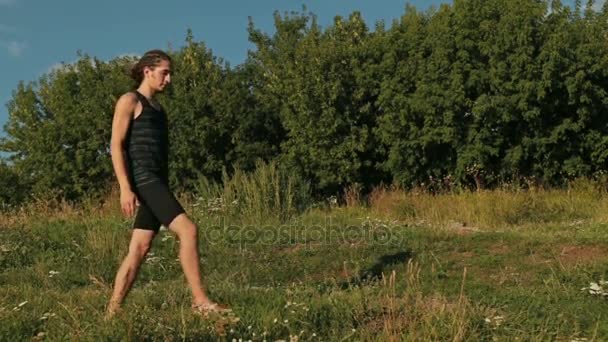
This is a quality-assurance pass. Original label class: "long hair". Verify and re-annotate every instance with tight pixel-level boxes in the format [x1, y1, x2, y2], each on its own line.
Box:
[130, 50, 172, 85]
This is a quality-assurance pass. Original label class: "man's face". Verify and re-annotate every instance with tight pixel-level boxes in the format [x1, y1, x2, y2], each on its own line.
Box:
[145, 59, 171, 92]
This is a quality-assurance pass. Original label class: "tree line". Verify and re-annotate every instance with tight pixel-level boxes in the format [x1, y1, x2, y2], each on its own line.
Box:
[1, 0, 607, 206]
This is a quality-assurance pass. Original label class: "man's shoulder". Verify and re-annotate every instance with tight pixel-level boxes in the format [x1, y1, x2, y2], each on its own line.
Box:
[116, 92, 139, 109]
[119, 92, 138, 103]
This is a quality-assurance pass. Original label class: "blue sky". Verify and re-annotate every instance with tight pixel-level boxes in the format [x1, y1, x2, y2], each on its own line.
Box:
[0, 0, 599, 137]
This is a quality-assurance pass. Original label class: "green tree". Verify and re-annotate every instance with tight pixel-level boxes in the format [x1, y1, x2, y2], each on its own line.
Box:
[250, 10, 385, 193]
[1, 54, 133, 199]
[0, 161, 27, 207]
[376, 4, 468, 187]
[161, 32, 230, 189]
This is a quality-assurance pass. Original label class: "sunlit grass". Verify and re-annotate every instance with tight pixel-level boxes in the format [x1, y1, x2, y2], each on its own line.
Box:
[2, 167, 608, 340]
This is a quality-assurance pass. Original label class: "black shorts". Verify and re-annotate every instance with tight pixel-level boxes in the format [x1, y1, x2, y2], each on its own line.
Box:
[133, 181, 185, 232]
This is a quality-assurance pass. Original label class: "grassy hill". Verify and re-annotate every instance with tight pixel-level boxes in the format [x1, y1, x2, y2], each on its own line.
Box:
[2, 169, 608, 340]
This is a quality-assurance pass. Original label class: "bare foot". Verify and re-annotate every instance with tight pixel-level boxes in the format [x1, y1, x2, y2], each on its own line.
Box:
[191, 301, 232, 315]
[104, 300, 121, 321]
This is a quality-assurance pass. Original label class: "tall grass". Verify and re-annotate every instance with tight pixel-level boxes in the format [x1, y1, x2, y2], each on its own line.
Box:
[359, 262, 483, 341]
[5, 165, 608, 231]
[368, 178, 608, 229]
[193, 160, 311, 224]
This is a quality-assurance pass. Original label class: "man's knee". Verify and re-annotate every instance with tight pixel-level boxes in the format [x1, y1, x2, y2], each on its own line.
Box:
[128, 241, 151, 259]
[179, 221, 198, 241]
[176, 221, 197, 240]
[172, 217, 198, 241]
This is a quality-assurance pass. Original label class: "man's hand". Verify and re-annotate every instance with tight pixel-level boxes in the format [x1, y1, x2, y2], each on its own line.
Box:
[120, 189, 139, 217]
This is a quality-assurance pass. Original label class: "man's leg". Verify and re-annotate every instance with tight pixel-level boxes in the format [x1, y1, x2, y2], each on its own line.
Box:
[106, 228, 155, 316]
[135, 182, 228, 311]
[168, 213, 213, 305]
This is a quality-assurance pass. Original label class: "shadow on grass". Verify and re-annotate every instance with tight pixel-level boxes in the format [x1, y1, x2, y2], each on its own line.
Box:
[340, 250, 414, 289]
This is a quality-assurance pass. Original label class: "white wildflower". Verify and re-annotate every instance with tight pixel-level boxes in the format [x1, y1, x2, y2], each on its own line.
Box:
[145, 256, 163, 264]
[12, 301, 28, 311]
[39, 312, 55, 321]
[484, 315, 506, 329]
[582, 281, 608, 297]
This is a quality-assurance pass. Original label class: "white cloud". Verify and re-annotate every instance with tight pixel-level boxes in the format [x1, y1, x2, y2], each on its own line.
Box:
[118, 52, 140, 59]
[0, 24, 17, 34]
[593, 0, 605, 11]
[45, 52, 140, 75]
[0, 0, 17, 6]
[46, 57, 102, 75]
[4, 40, 26, 57]
[47, 62, 69, 74]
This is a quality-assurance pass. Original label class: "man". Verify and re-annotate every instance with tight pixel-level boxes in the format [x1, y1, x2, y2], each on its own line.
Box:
[106, 49, 229, 318]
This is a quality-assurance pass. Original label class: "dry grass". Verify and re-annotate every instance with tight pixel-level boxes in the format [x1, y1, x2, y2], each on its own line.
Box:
[359, 261, 481, 341]
[367, 179, 608, 229]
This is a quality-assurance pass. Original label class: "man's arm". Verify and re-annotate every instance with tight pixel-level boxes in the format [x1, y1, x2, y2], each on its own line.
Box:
[110, 93, 138, 216]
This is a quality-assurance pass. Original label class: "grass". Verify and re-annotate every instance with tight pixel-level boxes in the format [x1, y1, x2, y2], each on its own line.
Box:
[2, 165, 608, 340]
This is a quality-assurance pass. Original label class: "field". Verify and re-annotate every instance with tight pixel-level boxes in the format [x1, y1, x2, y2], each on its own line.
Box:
[2, 169, 608, 341]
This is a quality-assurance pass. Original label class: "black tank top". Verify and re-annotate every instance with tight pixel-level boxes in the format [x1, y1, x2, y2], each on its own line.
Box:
[125, 91, 169, 187]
